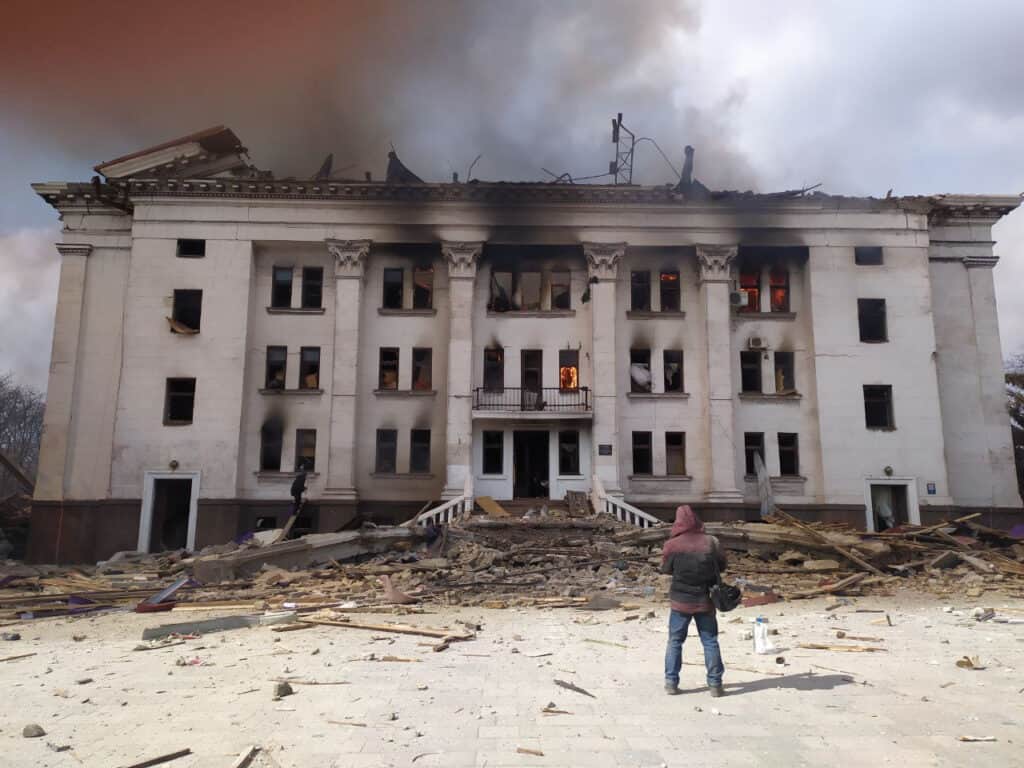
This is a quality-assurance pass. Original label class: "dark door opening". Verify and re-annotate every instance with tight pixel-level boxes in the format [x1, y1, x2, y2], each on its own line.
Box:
[513, 431, 550, 498]
[870, 483, 908, 531]
[150, 478, 193, 552]
[521, 349, 543, 410]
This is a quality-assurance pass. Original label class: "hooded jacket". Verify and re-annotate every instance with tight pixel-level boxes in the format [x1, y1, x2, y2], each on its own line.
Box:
[660, 505, 727, 613]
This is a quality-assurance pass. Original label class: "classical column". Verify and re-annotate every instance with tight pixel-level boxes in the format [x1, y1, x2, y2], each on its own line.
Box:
[323, 239, 371, 502]
[441, 241, 483, 499]
[35, 243, 92, 500]
[697, 244, 743, 502]
[584, 242, 626, 495]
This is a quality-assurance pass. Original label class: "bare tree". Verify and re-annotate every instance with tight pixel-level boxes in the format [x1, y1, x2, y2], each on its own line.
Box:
[0, 373, 45, 497]
[1007, 354, 1024, 499]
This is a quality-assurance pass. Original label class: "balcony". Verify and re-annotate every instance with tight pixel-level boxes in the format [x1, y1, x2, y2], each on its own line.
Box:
[472, 387, 592, 420]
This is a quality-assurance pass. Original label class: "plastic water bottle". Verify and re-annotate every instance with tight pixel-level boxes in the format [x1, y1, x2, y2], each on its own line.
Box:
[753, 617, 771, 654]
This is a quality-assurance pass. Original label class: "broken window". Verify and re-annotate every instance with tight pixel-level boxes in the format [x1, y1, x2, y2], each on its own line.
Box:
[660, 271, 680, 312]
[271, 267, 293, 308]
[301, 267, 323, 309]
[630, 349, 652, 393]
[412, 348, 432, 391]
[489, 271, 514, 311]
[632, 431, 653, 475]
[164, 378, 196, 424]
[295, 429, 316, 472]
[265, 346, 287, 390]
[519, 272, 542, 311]
[559, 349, 579, 391]
[176, 239, 205, 258]
[260, 419, 283, 471]
[664, 350, 684, 392]
[769, 267, 790, 312]
[631, 271, 651, 311]
[551, 270, 571, 310]
[375, 429, 397, 473]
[740, 351, 762, 393]
[774, 351, 795, 393]
[382, 268, 403, 309]
[666, 432, 686, 475]
[559, 430, 580, 475]
[739, 268, 760, 313]
[410, 429, 431, 473]
[379, 348, 399, 390]
[299, 347, 320, 390]
[483, 348, 504, 392]
[744, 432, 765, 476]
[858, 299, 888, 343]
[482, 431, 503, 474]
[855, 246, 884, 266]
[412, 266, 433, 310]
[864, 385, 894, 429]
[778, 433, 799, 476]
[171, 289, 202, 332]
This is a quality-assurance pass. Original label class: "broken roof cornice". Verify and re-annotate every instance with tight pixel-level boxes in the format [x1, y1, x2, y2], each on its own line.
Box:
[927, 193, 1023, 223]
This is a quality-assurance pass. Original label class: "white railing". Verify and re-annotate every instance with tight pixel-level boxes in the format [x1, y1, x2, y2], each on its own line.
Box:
[592, 474, 663, 528]
[413, 475, 474, 527]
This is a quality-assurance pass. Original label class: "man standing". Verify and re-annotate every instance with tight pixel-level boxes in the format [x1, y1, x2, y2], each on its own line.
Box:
[661, 505, 726, 696]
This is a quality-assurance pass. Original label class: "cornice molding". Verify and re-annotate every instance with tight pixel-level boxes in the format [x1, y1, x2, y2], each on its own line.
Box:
[326, 239, 371, 278]
[963, 254, 1000, 269]
[696, 244, 737, 283]
[583, 242, 626, 280]
[441, 241, 483, 279]
[55, 243, 93, 258]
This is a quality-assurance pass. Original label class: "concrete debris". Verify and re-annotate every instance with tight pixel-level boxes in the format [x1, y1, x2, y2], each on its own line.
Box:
[273, 681, 294, 699]
[22, 723, 45, 738]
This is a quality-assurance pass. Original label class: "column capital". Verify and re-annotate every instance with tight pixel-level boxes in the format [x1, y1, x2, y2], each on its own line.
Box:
[327, 239, 371, 278]
[696, 244, 738, 283]
[56, 243, 92, 258]
[964, 254, 1000, 269]
[441, 241, 483, 279]
[583, 242, 626, 281]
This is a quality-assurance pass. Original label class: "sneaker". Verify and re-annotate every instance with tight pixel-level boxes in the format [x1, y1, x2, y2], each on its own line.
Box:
[709, 685, 725, 698]
[664, 684, 682, 696]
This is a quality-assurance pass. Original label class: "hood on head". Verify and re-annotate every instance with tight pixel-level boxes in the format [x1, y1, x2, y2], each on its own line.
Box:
[670, 505, 703, 537]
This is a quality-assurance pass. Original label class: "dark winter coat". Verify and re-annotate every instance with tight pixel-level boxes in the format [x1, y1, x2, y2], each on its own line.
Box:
[660, 505, 727, 613]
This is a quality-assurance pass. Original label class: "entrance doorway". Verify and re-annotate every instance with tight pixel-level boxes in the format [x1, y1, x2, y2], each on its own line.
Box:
[869, 484, 908, 531]
[513, 430, 550, 498]
[139, 471, 200, 553]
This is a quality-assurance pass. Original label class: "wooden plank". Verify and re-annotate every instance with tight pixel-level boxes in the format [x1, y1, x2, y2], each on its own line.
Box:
[787, 572, 869, 599]
[774, 509, 886, 576]
[117, 748, 192, 768]
[0, 652, 36, 662]
[229, 746, 258, 768]
[475, 496, 509, 518]
[298, 617, 472, 640]
[798, 643, 887, 653]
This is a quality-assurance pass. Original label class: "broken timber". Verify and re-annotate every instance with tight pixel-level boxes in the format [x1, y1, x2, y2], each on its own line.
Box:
[298, 617, 474, 640]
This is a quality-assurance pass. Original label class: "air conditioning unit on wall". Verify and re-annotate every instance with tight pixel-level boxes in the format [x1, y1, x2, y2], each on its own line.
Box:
[729, 290, 745, 306]
[748, 336, 767, 350]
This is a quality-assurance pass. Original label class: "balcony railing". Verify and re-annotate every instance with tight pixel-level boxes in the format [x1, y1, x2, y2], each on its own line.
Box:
[473, 386, 591, 412]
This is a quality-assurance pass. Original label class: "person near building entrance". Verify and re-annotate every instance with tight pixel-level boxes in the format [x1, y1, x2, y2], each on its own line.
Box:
[661, 505, 727, 696]
[289, 471, 307, 515]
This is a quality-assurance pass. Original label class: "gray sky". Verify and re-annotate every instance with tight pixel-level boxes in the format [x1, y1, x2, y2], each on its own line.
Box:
[2, 0, 1022, 392]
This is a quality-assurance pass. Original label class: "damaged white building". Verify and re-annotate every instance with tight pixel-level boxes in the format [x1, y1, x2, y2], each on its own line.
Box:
[28, 127, 1022, 562]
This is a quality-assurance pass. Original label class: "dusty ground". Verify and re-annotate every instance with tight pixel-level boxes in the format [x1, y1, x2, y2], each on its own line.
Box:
[0, 593, 1021, 768]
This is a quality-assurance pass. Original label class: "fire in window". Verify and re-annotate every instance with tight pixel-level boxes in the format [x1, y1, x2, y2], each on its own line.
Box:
[164, 378, 196, 424]
[410, 429, 431, 473]
[299, 347, 320, 390]
[375, 429, 398, 473]
[301, 267, 323, 309]
[660, 271, 680, 312]
[271, 267, 293, 308]
[382, 268, 403, 309]
[412, 266, 433, 310]
[379, 348, 399, 390]
[170, 289, 202, 333]
[739, 268, 760, 312]
[559, 349, 579, 391]
[265, 346, 287, 389]
[412, 348, 432, 391]
[630, 349, 651, 393]
[769, 267, 790, 312]
[295, 429, 316, 471]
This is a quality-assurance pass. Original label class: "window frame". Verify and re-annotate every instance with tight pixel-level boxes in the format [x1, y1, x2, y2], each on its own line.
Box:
[773, 350, 795, 394]
[164, 377, 196, 425]
[550, 269, 571, 310]
[769, 266, 790, 313]
[740, 350, 763, 394]
[295, 428, 317, 472]
[411, 348, 433, 391]
[666, 431, 686, 476]
[483, 348, 504, 392]
[519, 271, 542, 311]
[176, 239, 206, 258]
[298, 347, 320, 390]
[855, 247, 884, 266]
[663, 350, 684, 393]
[738, 267, 760, 313]
[171, 289, 203, 332]
[489, 270, 515, 312]
[659, 270, 681, 312]
[378, 347, 400, 391]
[558, 430, 580, 476]
[778, 432, 799, 476]
[858, 298, 888, 343]
[382, 268, 404, 309]
[863, 384, 895, 429]
[410, 429, 431, 473]
[375, 429, 398, 474]
[271, 266, 293, 309]
[265, 346, 287, 390]
[260, 418, 283, 471]
[482, 430, 504, 475]
[744, 432, 765, 477]
[412, 265, 434, 310]
[301, 267, 324, 309]
[630, 271, 651, 311]
[630, 348, 652, 393]
[631, 431, 653, 475]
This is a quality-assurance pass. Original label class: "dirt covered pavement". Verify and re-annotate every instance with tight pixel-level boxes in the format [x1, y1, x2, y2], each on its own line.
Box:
[1, 592, 1022, 768]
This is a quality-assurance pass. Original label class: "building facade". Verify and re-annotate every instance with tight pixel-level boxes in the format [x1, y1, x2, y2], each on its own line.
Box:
[28, 129, 1023, 562]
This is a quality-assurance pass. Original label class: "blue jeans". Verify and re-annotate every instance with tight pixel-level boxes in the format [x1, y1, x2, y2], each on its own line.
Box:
[664, 609, 724, 688]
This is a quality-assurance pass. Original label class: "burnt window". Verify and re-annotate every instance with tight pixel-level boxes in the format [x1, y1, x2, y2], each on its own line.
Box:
[164, 378, 196, 424]
[778, 433, 799, 476]
[855, 247, 884, 266]
[410, 429, 431, 473]
[769, 267, 790, 313]
[774, 351, 795, 393]
[265, 346, 287, 389]
[559, 430, 580, 475]
[171, 289, 202, 332]
[664, 350, 684, 392]
[482, 430, 503, 474]
[375, 429, 398, 473]
[271, 267, 293, 308]
[483, 348, 504, 392]
[412, 348, 432, 391]
[295, 429, 316, 472]
[379, 348, 399, 390]
[176, 239, 205, 258]
[301, 267, 323, 309]
[382, 268, 403, 309]
[631, 271, 651, 311]
[631, 431, 653, 475]
[559, 349, 579, 391]
[551, 270, 571, 310]
[739, 268, 760, 312]
[744, 432, 765, 476]
[660, 271, 680, 312]
[741, 351, 762, 393]
[299, 347, 320, 390]
[858, 299, 888, 343]
[864, 385, 894, 429]
[519, 272, 542, 311]
[490, 271, 514, 311]
[412, 266, 433, 309]
[666, 432, 686, 475]
[260, 419, 283, 471]
[630, 349, 651, 393]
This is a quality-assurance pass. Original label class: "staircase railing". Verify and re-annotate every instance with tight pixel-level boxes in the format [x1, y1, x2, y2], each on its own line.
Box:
[412, 475, 474, 527]
[592, 474, 663, 528]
